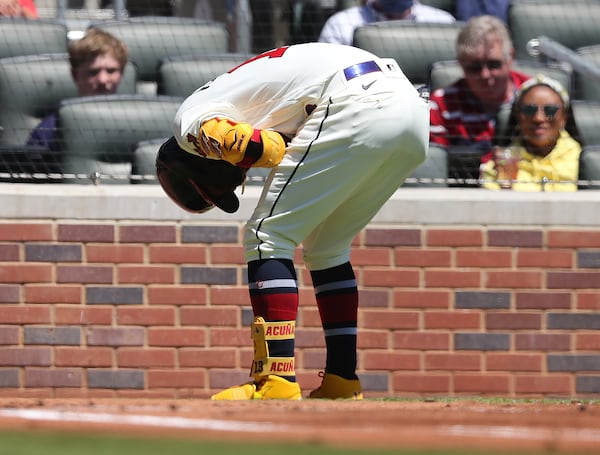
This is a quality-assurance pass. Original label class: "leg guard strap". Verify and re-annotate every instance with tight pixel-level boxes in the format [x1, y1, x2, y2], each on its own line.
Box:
[251, 317, 295, 380]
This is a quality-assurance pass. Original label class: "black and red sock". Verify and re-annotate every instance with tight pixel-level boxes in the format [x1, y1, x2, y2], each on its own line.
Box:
[311, 262, 358, 380]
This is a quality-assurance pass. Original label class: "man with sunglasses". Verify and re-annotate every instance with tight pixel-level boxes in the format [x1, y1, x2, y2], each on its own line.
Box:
[429, 15, 530, 184]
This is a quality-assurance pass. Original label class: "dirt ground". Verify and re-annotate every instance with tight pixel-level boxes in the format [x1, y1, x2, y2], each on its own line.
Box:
[0, 398, 599, 453]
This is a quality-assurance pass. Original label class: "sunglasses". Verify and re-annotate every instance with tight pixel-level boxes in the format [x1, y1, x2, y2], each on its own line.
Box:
[463, 59, 504, 73]
[519, 104, 561, 118]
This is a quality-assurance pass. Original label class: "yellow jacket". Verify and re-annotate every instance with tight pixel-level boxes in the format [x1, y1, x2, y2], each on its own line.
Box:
[481, 130, 582, 191]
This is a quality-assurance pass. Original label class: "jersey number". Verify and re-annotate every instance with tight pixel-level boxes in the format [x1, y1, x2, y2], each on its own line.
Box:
[253, 360, 264, 375]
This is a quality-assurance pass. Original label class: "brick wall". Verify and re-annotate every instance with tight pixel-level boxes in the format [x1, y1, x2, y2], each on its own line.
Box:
[0, 185, 599, 399]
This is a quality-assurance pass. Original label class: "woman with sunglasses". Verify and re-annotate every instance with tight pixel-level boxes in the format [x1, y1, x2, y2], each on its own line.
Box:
[480, 74, 581, 191]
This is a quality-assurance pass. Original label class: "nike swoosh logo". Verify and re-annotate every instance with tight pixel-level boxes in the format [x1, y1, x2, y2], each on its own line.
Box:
[362, 80, 376, 90]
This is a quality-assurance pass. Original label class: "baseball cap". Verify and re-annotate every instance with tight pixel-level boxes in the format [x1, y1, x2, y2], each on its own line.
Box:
[376, 0, 414, 14]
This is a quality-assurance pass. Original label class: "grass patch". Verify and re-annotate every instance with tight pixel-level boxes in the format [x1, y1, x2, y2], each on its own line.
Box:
[0, 430, 585, 455]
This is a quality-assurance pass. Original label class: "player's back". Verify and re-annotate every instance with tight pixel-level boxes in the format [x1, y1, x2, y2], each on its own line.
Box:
[174, 42, 411, 141]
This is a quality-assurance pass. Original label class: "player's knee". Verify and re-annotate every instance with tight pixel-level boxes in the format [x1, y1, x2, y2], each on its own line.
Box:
[303, 250, 351, 272]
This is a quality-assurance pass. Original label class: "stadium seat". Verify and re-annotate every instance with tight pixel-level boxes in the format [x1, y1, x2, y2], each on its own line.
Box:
[402, 143, 448, 188]
[579, 144, 600, 188]
[94, 17, 229, 91]
[352, 21, 465, 87]
[0, 144, 60, 183]
[571, 100, 600, 148]
[0, 54, 137, 147]
[446, 145, 486, 187]
[428, 59, 573, 94]
[0, 17, 68, 59]
[509, 0, 600, 61]
[574, 45, 600, 102]
[157, 53, 255, 97]
[131, 138, 167, 184]
[57, 94, 183, 184]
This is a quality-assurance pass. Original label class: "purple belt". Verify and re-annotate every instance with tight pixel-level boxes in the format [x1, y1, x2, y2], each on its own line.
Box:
[343, 60, 382, 81]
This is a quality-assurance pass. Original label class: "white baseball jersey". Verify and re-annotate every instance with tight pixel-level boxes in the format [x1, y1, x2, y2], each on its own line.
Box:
[175, 43, 405, 146]
[173, 42, 430, 271]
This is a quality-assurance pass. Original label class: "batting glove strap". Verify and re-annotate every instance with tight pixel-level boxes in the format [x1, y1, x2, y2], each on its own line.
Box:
[250, 129, 286, 168]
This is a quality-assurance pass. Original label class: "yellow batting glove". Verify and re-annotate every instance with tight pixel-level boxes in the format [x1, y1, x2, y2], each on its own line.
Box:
[199, 118, 244, 163]
[200, 118, 286, 168]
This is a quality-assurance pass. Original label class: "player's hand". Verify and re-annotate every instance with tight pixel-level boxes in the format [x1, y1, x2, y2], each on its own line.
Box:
[199, 118, 252, 165]
[199, 118, 286, 168]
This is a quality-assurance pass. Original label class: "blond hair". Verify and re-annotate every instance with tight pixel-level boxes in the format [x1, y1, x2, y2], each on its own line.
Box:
[456, 15, 513, 61]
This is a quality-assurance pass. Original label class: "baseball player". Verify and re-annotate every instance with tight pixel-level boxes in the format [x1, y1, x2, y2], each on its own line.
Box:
[158, 42, 429, 399]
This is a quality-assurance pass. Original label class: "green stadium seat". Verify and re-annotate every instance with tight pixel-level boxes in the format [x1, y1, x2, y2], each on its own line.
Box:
[571, 99, 600, 147]
[0, 17, 68, 59]
[158, 53, 255, 98]
[352, 21, 465, 87]
[131, 138, 168, 184]
[402, 144, 448, 188]
[57, 94, 182, 184]
[509, 0, 600, 61]
[94, 17, 229, 88]
[0, 144, 59, 183]
[579, 145, 600, 188]
[574, 45, 600, 102]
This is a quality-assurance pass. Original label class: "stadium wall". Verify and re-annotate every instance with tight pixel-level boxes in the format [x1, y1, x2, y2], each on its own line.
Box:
[0, 184, 599, 399]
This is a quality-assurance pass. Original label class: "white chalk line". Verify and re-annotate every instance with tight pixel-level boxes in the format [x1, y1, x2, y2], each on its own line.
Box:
[0, 408, 282, 433]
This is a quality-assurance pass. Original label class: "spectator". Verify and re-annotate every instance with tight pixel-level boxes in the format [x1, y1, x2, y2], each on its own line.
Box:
[0, 0, 38, 17]
[26, 28, 129, 155]
[318, 0, 455, 47]
[455, 0, 509, 23]
[480, 75, 581, 191]
[429, 15, 530, 183]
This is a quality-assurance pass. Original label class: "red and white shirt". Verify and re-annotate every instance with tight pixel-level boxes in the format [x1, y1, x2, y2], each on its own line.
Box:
[429, 71, 530, 149]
